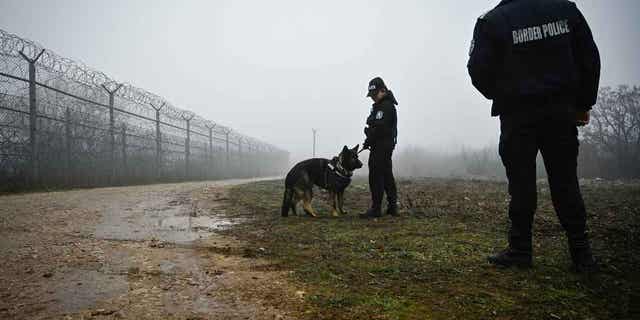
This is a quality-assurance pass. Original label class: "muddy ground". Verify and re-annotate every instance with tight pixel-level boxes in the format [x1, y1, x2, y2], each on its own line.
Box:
[0, 179, 304, 320]
[2, 178, 639, 320]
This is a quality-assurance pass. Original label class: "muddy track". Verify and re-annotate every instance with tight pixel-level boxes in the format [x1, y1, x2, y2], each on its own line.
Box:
[0, 179, 300, 320]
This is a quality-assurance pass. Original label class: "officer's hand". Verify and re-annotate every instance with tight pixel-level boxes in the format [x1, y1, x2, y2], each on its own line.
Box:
[362, 141, 370, 150]
[576, 111, 590, 127]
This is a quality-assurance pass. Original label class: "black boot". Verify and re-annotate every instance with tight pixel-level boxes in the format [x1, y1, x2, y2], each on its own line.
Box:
[569, 238, 598, 273]
[359, 208, 382, 219]
[492, 228, 533, 268]
[386, 203, 399, 216]
[487, 247, 532, 268]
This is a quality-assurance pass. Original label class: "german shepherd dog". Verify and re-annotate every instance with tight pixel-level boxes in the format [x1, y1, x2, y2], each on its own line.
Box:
[281, 145, 363, 217]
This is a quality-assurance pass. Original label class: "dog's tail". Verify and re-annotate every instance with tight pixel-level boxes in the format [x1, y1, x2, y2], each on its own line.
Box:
[281, 187, 294, 217]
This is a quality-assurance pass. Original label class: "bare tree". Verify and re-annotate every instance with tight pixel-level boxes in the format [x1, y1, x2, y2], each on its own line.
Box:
[582, 86, 640, 178]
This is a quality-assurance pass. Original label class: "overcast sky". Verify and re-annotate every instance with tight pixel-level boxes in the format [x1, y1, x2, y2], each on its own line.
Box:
[1, 0, 639, 161]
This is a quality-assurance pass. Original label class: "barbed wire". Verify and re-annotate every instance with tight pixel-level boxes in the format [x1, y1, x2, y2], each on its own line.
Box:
[0, 28, 285, 154]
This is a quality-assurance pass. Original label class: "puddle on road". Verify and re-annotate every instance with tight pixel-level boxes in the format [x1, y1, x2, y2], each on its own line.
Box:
[153, 215, 240, 243]
[48, 269, 128, 314]
[96, 196, 241, 245]
[159, 260, 178, 274]
[159, 216, 236, 232]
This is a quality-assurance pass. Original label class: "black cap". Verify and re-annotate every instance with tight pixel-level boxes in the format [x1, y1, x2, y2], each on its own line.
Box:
[366, 77, 387, 97]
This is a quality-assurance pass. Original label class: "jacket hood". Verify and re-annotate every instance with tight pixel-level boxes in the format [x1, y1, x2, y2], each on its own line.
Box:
[374, 90, 398, 107]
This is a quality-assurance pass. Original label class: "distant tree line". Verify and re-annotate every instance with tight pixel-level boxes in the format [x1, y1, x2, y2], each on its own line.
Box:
[393, 85, 639, 180]
[580, 86, 640, 179]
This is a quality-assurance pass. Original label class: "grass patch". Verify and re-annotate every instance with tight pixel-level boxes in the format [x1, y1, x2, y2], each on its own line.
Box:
[219, 178, 640, 319]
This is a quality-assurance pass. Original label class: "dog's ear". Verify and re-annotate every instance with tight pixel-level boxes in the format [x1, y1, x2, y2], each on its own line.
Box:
[352, 144, 359, 153]
[342, 145, 348, 153]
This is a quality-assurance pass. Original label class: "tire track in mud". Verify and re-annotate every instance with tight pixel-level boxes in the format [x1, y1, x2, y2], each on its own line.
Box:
[0, 178, 300, 320]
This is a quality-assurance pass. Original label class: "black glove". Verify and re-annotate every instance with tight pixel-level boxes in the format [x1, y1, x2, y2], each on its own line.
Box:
[362, 140, 371, 150]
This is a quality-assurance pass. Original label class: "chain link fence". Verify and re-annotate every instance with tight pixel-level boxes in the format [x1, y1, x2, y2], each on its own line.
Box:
[0, 29, 289, 191]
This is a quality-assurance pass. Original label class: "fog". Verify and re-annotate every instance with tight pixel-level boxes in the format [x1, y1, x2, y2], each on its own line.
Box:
[1, 0, 639, 163]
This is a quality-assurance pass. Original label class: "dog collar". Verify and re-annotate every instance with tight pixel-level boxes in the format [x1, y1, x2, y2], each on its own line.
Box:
[328, 163, 352, 178]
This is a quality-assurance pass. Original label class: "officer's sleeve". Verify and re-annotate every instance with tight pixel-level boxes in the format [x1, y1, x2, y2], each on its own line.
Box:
[385, 106, 397, 138]
[363, 125, 372, 147]
[571, 3, 601, 111]
[467, 17, 499, 100]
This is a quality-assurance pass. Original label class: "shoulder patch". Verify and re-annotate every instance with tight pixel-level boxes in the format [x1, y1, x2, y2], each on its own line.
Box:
[375, 110, 384, 120]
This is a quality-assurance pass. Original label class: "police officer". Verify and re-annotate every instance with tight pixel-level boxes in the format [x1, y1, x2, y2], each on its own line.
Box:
[468, 0, 600, 272]
[360, 77, 399, 218]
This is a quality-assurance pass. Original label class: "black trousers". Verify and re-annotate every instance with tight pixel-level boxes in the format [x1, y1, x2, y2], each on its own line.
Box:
[368, 141, 397, 211]
[499, 112, 588, 253]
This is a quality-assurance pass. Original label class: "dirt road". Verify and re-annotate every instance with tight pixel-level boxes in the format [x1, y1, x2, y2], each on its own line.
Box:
[0, 179, 300, 320]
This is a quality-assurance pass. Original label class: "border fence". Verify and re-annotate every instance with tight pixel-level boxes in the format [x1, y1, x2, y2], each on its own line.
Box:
[0, 29, 289, 191]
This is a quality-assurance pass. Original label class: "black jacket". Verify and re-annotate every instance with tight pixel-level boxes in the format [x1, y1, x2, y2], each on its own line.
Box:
[364, 91, 398, 148]
[467, 0, 600, 116]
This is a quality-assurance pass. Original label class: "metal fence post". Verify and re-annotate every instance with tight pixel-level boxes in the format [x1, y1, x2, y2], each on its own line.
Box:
[150, 102, 164, 181]
[65, 107, 72, 187]
[27, 60, 37, 184]
[18, 49, 45, 186]
[226, 133, 230, 164]
[238, 138, 243, 177]
[205, 122, 216, 179]
[246, 141, 252, 177]
[185, 120, 190, 179]
[101, 83, 123, 185]
[223, 129, 231, 176]
[208, 127, 213, 177]
[244, 141, 249, 177]
[248, 142, 254, 177]
[254, 144, 259, 177]
[121, 124, 127, 184]
[182, 113, 194, 180]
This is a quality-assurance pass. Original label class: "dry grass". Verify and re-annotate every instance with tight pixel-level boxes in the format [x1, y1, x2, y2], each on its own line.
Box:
[218, 178, 640, 320]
